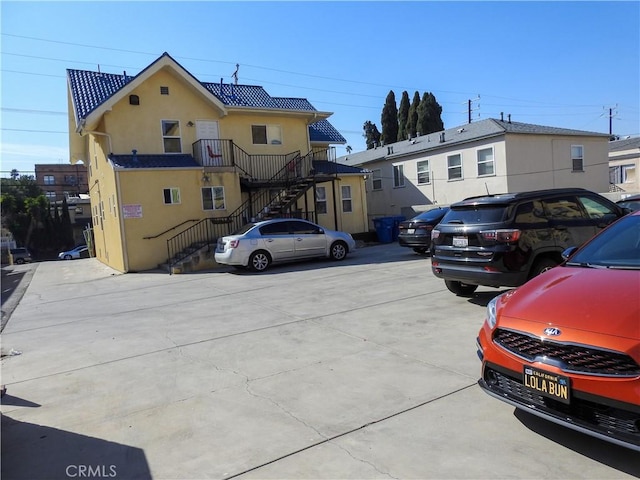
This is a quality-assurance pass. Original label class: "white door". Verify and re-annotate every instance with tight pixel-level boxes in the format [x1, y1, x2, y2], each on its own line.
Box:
[196, 120, 221, 166]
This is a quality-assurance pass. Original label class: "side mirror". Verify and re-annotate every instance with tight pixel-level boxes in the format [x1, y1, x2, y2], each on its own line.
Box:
[561, 247, 578, 261]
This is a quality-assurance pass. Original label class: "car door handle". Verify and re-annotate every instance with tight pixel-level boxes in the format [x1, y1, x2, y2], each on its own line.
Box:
[265, 238, 274, 242]
[296, 237, 303, 241]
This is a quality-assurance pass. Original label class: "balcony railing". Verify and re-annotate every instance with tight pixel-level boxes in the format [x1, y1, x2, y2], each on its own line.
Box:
[192, 139, 333, 183]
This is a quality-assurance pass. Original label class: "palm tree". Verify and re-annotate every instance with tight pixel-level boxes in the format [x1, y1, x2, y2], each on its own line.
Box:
[346, 145, 353, 154]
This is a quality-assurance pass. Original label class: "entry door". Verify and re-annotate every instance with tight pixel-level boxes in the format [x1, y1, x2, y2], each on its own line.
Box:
[196, 120, 221, 166]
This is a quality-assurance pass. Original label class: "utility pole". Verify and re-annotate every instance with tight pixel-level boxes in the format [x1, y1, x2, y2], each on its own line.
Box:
[467, 96, 480, 124]
[604, 105, 618, 137]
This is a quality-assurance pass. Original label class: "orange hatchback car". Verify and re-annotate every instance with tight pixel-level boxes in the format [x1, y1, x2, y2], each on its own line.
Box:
[477, 211, 640, 451]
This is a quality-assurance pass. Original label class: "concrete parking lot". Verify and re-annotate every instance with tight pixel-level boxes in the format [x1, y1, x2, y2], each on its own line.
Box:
[1, 244, 637, 479]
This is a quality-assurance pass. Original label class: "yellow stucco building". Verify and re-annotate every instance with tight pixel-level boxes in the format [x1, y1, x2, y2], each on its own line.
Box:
[67, 53, 368, 273]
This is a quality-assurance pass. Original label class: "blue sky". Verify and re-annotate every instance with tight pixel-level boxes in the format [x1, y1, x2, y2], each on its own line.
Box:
[1, 1, 639, 176]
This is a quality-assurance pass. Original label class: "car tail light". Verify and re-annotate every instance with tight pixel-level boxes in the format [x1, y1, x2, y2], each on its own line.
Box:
[417, 225, 433, 231]
[431, 229, 440, 240]
[480, 229, 521, 243]
[229, 239, 239, 248]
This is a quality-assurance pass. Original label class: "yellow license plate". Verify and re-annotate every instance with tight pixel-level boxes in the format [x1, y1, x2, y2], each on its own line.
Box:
[523, 366, 570, 404]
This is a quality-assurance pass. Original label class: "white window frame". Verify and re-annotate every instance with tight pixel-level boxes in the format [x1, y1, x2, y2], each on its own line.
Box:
[393, 164, 405, 188]
[571, 145, 584, 172]
[163, 188, 181, 205]
[447, 154, 463, 181]
[251, 124, 282, 145]
[477, 147, 495, 177]
[45, 191, 56, 199]
[201, 186, 226, 211]
[316, 186, 327, 215]
[371, 169, 382, 191]
[341, 185, 352, 213]
[161, 120, 182, 153]
[417, 160, 430, 185]
[44, 175, 55, 185]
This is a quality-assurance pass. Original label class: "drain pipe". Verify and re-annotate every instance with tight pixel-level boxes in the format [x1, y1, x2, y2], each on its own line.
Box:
[115, 169, 129, 272]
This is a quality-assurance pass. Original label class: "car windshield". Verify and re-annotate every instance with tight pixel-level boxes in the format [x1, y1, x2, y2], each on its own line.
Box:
[441, 205, 507, 224]
[566, 215, 640, 269]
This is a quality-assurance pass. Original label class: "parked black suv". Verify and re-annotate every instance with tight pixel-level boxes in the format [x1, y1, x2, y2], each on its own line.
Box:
[431, 188, 628, 296]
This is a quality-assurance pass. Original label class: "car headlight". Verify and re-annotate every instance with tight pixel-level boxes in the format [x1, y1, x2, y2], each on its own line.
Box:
[486, 296, 499, 329]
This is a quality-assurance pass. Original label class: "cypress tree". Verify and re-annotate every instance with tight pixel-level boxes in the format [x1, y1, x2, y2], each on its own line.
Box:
[381, 90, 398, 145]
[397, 91, 410, 142]
[363, 121, 382, 150]
[406, 91, 420, 137]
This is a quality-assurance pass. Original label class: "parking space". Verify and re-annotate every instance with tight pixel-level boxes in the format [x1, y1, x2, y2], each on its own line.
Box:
[1, 244, 637, 479]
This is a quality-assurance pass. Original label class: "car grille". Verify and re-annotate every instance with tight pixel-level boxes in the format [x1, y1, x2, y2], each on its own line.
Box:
[493, 329, 640, 377]
[486, 367, 640, 437]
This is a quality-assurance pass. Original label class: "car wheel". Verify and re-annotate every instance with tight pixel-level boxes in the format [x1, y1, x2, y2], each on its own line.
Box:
[445, 280, 478, 297]
[413, 247, 428, 254]
[330, 241, 348, 260]
[64, 255, 73, 260]
[529, 258, 558, 279]
[15, 259, 24, 265]
[249, 250, 271, 272]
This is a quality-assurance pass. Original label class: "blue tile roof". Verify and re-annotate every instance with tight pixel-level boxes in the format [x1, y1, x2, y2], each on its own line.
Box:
[312, 160, 369, 175]
[67, 52, 345, 143]
[109, 154, 199, 169]
[309, 119, 346, 143]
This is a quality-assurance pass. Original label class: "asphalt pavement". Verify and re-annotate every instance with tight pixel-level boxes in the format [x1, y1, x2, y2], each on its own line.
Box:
[1, 245, 637, 479]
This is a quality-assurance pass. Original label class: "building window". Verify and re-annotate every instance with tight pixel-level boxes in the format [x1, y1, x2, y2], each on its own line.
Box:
[162, 120, 182, 153]
[251, 125, 282, 145]
[417, 160, 430, 185]
[201, 186, 225, 211]
[45, 191, 56, 199]
[393, 164, 405, 188]
[160, 86, 169, 95]
[610, 164, 636, 184]
[477, 147, 495, 176]
[129, 95, 140, 105]
[372, 169, 382, 190]
[341, 185, 352, 213]
[64, 175, 78, 186]
[447, 154, 463, 181]
[571, 145, 584, 172]
[163, 188, 181, 205]
[316, 186, 327, 214]
[44, 175, 55, 185]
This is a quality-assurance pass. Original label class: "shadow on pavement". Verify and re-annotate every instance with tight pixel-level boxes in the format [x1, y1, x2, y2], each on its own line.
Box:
[514, 409, 640, 477]
[1, 415, 152, 480]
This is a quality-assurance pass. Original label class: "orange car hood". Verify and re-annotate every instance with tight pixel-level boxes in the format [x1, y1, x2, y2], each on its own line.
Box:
[500, 266, 640, 340]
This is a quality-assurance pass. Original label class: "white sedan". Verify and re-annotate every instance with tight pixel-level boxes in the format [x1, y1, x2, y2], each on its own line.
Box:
[215, 218, 356, 272]
[58, 245, 89, 260]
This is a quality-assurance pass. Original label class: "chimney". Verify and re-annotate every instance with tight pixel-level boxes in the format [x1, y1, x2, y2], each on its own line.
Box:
[508, 114, 511, 124]
[500, 112, 504, 122]
[439, 132, 446, 143]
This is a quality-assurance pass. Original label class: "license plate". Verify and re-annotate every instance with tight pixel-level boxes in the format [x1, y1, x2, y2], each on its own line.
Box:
[453, 236, 468, 247]
[523, 366, 570, 404]
[407, 228, 415, 234]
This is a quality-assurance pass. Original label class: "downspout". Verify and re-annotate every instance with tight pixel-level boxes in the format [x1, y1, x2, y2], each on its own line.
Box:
[361, 176, 368, 232]
[332, 179, 339, 231]
[115, 169, 129, 272]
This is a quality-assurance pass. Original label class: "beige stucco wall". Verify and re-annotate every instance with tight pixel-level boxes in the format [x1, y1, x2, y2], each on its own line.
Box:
[360, 134, 610, 224]
[504, 134, 610, 193]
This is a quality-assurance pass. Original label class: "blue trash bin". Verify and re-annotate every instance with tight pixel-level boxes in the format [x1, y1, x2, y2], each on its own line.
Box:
[390, 216, 406, 241]
[373, 217, 394, 243]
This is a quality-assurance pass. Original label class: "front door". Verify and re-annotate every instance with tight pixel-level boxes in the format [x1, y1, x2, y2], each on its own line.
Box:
[196, 120, 221, 166]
